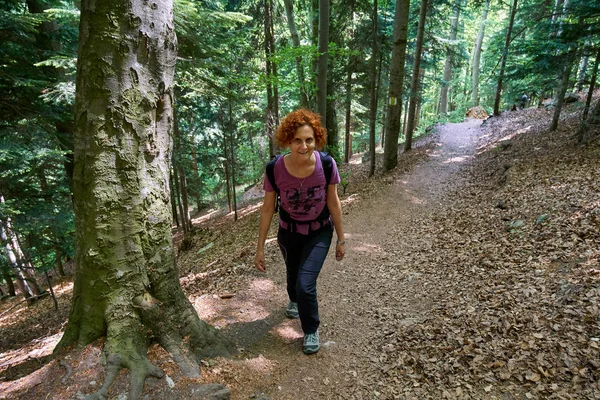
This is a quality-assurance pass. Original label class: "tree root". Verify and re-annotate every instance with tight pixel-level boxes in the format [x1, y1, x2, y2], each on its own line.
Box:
[81, 290, 233, 400]
[85, 353, 163, 400]
[59, 359, 73, 384]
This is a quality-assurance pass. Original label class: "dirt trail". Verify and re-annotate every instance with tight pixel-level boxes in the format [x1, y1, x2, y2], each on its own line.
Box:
[225, 118, 485, 399]
[5, 109, 596, 399]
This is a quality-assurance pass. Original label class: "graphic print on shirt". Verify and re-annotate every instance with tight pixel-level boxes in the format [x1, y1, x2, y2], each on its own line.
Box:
[285, 184, 324, 217]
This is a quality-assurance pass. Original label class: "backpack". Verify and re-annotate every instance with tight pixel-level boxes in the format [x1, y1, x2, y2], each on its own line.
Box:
[266, 151, 334, 232]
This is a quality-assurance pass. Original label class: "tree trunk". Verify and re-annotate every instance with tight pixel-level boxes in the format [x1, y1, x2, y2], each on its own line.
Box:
[383, 0, 411, 171]
[415, 68, 425, 128]
[326, 77, 338, 150]
[264, 0, 276, 158]
[178, 166, 192, 231]
[344, 54, 354, 163]
[1, 261, 16, 296]
[0, 201, 43, 296]
[55, 2, 232, 397]
[0, 223, 34, 301]
[551, 55, 575, 131]
[439, 0, 461, 117]
[582, 46, 600, 124]
[173, 166, 188, 233]
[54, 241, 66, 277]
[228, 84, 238, 221]
[576, 40, 590, 92]
[368, 0, 379, 177]
[493, 0, 519, 116]
[405, 0, 429, 151]
[317, 0, 329, 122]
[343, 5, 356, 163]
[283, 0, 310, 108]
[170, 172, 180, 228]
[270, 0, 280, 130]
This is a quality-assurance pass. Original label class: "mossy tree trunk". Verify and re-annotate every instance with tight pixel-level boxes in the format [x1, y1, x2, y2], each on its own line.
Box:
[55, 1, 232, 398]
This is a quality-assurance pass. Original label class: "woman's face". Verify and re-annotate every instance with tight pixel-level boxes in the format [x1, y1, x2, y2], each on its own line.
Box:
[290, 125, 316, 159]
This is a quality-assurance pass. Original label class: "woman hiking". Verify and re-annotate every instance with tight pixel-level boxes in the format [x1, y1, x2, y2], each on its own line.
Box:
[254, 108, 346, 355]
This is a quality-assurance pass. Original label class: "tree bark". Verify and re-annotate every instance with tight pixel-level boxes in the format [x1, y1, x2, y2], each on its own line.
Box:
[368, 0, 379, 177]
[383, 0, 411, 171]
[178, 166, 192, 231]
[173, 166, 188, 233]
[228, 83, 238, 221]
[439, 0, 461, 117]
[0, 223, 34, 301]
[576, 40, 590, 92]
[493, 0, 519, 116]
[317, 0, 329, 122]
[551, 55, 575, 131]
[1, 261, 16, 296]
[344, 54, 354, 163]
[54, 241, 66, 277]
[264, 0, 276, 158]
[170, 172, 180, 228]
[582, 46, 600, 123]
[471, 0, 489, 106]
[283, 0, 310, 108]
[405, 0, 429, 151]
[55, 1, 232, 397]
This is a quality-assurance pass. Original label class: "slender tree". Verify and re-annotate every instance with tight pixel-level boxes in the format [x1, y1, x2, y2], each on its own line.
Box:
[317, 0, 329, 121]
[405, 0, 429, 151]
[283, 0, 310, 108]
[493, 0, 519, 116]
[439, 0, 461, 116]
[54, 1, 232, 398]
[578, 49, 600, 143]
[369, 0, 379, 177]
[383, 0, 411, 171]
[264, 0, 276, 157]
[582, 46, 600, 124]
[472, 0, 490, 106]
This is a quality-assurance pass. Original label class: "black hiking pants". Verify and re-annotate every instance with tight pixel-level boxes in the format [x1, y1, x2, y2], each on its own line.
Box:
[277, 224, 333, 334]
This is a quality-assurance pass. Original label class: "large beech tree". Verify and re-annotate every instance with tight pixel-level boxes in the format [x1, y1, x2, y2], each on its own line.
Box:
[54, 0, 232, 398]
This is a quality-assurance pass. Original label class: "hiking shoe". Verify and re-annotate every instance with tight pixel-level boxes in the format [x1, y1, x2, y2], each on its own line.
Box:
[303, 331, 320, 354]
[285, 301, 299, 319]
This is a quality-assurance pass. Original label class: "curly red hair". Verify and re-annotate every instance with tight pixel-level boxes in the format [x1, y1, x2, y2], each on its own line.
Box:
[275, 109, 328, 149]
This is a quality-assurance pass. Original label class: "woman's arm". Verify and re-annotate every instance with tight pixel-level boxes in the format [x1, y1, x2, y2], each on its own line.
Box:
[255, 190, 277, 272]
[327, 184, 345, 261]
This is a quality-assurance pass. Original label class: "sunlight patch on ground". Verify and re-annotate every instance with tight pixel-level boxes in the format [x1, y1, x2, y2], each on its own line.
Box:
[443, 155, 470, 164]
[0, 303, 29, 323]
[226, 202, 262, 219]
[192, 277, 278, 329]
[341, 194, 360, 206]
[54, 281, 74, 295]
[0, 332, 63, 372]
[244, 354, 275, 374]
[271, 320, 303, 343]
[476, 127, 532, 155]
[350, 240, 384, 254]
[191, 209, 226, 224]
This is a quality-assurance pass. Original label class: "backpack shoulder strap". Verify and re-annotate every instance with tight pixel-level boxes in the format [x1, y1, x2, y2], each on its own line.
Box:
[319, 151, 333, 185]
[266, 155, 280, 193]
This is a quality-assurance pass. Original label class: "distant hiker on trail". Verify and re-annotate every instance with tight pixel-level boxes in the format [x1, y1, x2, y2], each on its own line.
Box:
[520, 94, 529, 109]
[254, 108, 346, 355]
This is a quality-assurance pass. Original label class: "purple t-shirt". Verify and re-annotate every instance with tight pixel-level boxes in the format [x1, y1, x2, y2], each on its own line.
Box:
[264, 152, 340, 235]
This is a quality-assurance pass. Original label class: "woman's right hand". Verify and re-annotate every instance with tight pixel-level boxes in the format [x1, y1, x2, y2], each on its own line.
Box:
[254, 250, 266, 272]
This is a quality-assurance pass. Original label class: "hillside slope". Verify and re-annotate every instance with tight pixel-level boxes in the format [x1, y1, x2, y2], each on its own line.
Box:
[1, 104, 599, 400]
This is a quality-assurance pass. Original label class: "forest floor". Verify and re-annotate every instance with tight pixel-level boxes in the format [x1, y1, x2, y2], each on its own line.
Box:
[1, 100, 599, 400]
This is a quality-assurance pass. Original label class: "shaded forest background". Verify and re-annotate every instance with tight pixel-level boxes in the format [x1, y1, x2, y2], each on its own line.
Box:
[1, 0, 599, 334]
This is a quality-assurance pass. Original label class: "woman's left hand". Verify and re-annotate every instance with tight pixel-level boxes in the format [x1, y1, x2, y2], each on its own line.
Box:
[335, 243, 345, 261]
